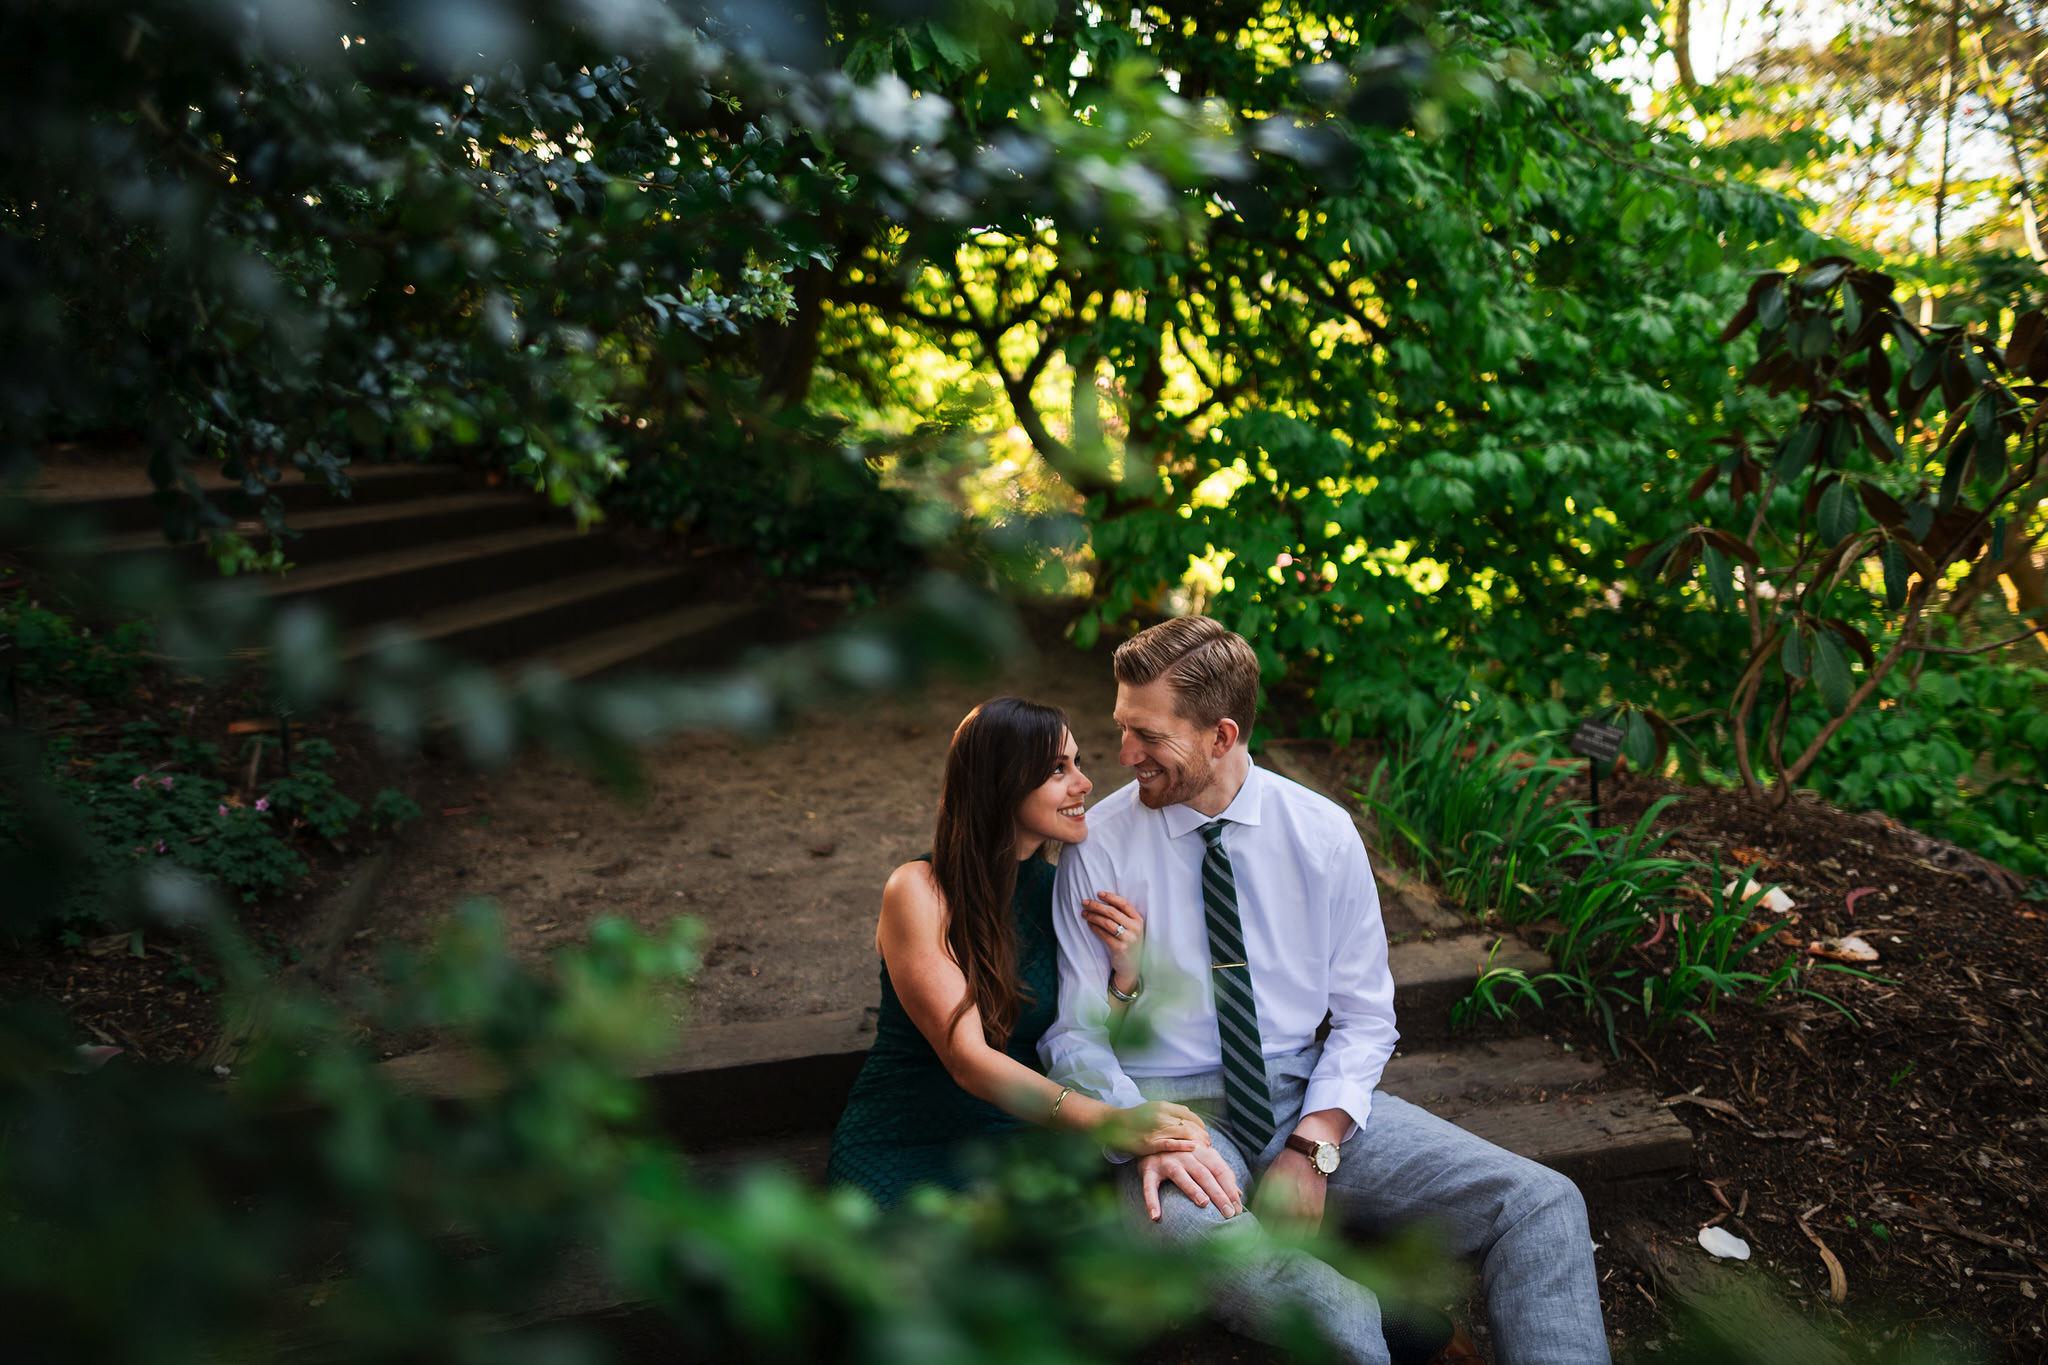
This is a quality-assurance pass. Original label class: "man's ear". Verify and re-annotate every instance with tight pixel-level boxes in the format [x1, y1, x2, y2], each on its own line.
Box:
[1213, 717, 1242, 755]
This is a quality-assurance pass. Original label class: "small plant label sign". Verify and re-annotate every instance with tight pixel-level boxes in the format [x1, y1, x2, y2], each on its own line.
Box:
[1569, 718, 1625, 764]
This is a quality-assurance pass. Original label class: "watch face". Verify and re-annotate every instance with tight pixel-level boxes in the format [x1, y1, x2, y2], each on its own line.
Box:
[1314, 1144, 1339, 1175]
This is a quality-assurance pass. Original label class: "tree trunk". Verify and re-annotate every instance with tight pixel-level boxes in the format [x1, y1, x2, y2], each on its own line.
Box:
[1668, 0, 1700, 93]
[1930, 0, 1967, 312]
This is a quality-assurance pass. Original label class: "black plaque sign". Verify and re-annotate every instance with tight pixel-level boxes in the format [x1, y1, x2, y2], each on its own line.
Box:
[1569, 719, 1625, 763]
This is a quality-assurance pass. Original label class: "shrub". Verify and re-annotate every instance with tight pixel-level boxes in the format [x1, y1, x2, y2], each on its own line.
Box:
[0, 594, 151, 700]
[368, 787, 424, 833]
[264, 738, 362, 841]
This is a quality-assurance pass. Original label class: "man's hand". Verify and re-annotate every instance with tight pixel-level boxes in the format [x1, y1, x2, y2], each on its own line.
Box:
[1136, 1146, 1244, 1222]
[1254, 1148, 1327, 1234]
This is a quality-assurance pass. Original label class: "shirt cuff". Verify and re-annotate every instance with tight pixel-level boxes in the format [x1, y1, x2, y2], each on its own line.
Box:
[1301, 1079, 1372, 1142]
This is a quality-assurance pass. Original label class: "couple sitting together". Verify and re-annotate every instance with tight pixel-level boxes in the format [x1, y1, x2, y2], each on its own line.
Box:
[826, 617, 1608, 1365]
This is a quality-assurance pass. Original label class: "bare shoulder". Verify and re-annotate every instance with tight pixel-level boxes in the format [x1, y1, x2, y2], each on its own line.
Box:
[881, 860, 944, 928]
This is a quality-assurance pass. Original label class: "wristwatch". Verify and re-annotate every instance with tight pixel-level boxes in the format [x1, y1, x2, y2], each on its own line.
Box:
[1285, 1132, 1340, 1176]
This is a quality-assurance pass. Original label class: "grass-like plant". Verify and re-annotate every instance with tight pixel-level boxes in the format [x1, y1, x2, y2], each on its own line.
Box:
[1368, 711, 1861, 1051]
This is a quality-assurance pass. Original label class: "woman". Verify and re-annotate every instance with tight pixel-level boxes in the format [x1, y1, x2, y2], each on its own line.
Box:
[827, 696, 1213, 1205]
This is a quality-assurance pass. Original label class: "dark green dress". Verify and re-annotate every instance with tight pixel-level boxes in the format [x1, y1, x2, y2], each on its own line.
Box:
[827, 854, 1061, 1206]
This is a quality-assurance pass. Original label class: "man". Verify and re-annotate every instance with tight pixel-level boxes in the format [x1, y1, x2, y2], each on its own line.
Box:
[1040, 616, 1609, 1365]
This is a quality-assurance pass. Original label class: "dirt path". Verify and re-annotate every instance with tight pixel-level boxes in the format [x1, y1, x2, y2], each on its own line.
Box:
[349, 616, 1125, 1043]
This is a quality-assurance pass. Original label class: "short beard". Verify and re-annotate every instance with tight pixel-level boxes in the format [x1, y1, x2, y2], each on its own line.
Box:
[1137, 755, 1211, 810]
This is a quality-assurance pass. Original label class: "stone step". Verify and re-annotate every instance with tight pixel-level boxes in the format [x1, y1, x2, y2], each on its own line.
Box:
[340, 562, 702, 667]
[265, 522, 623, 629]
[101, 490, 548, 566]
[27, 462, 469, 534]
[529, 600, 779, 681]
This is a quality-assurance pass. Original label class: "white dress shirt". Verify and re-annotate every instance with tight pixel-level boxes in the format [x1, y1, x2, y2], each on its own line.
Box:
[1039, 757, 1400, 1137]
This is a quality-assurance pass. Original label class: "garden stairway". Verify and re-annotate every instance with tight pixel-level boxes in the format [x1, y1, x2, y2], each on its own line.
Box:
[375, 746, 1694, 1359]
[26, 462, 778, 680]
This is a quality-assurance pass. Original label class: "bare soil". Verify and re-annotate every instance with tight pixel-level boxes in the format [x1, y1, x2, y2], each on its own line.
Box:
[339, 609, 1128, 1047]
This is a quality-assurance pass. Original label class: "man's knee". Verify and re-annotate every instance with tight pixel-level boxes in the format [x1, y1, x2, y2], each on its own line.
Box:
[1509, 1161, 1589, 1234]
[1119, 1176, 1246, 1244]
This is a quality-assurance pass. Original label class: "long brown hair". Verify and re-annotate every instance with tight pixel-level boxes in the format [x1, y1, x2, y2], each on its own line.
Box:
[932, 696, 1068, 1049]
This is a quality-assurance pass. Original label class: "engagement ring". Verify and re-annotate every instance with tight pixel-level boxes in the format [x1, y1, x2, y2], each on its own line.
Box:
[1113, 925, 1125, 938]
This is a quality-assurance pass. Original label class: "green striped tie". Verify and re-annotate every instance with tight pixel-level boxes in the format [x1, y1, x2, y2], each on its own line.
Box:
[1199, 819, 1276, 1155]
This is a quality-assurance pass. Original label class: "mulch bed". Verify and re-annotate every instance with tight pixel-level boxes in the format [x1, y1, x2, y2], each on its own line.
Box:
[1309, 739, 2048, 1362]
[1596, 774, 2048, 1363]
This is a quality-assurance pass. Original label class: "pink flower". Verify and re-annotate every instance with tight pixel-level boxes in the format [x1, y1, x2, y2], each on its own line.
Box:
[218, 804, 229, 817]
[158, 776, 174, 790]
[131, 774, 147, 789]
[153, 841, 167, 855]
[1276, 552, 1294, 568]
[255, 797, 270, 812]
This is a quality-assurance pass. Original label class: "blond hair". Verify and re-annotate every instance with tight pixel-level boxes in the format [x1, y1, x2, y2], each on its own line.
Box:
[1112, 616, 1259, 742]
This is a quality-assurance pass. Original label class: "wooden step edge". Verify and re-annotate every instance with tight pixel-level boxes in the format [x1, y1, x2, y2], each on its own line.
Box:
[527, 601, 763, 681]
[379, 1006, 1617, 1153]
[96, 489, 538, 553]
[23, 462, 466, 509]
[1387, 932, 1552, 1040]
[337, 563, 691, 661]
[1430, 1087, 1694, 1189]
[265, 522, 592, 596]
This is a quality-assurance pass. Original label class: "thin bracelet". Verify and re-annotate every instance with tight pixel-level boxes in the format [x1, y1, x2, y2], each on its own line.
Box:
[1109, 975, 1143, 1004]
[1049, 1086, 1072, 1122]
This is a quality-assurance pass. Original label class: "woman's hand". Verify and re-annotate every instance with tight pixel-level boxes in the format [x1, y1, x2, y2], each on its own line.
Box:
[1100, 1100, 1211, 1157]
[1082, 890, 1145, 981]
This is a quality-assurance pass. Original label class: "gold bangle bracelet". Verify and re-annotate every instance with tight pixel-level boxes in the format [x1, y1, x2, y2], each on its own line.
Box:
[1049, 1086, 1072, 1122]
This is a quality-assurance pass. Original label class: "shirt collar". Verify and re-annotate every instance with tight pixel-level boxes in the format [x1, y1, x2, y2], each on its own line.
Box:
[1162, 757, 1266, 839]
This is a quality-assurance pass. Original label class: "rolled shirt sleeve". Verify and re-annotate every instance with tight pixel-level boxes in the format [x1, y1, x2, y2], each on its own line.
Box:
[1301, 828, 1400, 1138]
[1038, 838, 1148, 1110]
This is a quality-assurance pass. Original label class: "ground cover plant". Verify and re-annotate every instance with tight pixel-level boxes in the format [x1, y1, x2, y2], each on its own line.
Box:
[1363, 710, 1868, 1052]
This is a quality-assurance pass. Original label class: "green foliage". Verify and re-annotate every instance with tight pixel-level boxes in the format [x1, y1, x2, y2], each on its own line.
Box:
[1366, 712, 1843, 1052]
[4, 0, 1279, 556]
[1636, 261, 2048, 809]
[1784, 657, 2048, 878]
[368, 787, 423, 833]
[0, 595, 152, 699]
[16, 729, 307, 919]
[603, 423, 921, 579]
[265, 738, 362, 841]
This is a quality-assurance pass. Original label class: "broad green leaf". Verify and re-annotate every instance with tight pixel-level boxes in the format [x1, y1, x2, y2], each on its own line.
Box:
[1773, 422, 1821, 478]
[1792, 314, 1834, 360]
[1817, 478, 1859, 544]
[1937, 452, 1967, 511]
[1882, 541, 1909, 609]
[1622, 711, 1656, 770]
[1702, 544, 1734, 608]
[1909, 341, 1942, 389]
[1758, 282, 1788, 332]
[1781, 625, 1809, 678]
[1812, 632, 1854, 713]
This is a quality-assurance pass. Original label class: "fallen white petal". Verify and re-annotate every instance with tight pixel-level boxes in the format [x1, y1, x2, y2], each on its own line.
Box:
[1810, 934, 1880, 964]
[1698, 1226, 1751, 1260]
[1725, 877, 1796, 914]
